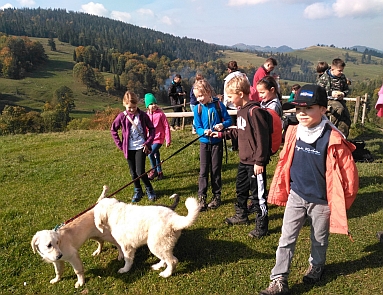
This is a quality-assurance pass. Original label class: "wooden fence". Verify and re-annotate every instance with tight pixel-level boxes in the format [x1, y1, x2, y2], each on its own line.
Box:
[162, 94, 369, 130]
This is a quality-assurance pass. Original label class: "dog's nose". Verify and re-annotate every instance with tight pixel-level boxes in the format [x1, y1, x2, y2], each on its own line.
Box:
[56, 253, 63, 260]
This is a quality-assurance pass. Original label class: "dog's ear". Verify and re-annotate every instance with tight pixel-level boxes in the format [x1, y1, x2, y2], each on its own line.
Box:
[31, 233, 40, 254]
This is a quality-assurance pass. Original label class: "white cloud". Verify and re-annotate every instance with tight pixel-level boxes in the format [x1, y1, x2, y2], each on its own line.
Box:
[137, 8, 155, 17]
[110, 11, 132, 22]
[1, 3, 13, 9]
[227, 0, 269, 6]
[81, 2, 109, 17]
[304, 2, 332, 19]
[17, 0, 35, 6]
[160, 16, 172, 25]
[333, 0, 383, 17]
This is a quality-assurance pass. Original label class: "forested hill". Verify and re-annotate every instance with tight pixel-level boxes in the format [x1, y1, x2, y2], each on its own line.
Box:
[0, 8, 223, 62]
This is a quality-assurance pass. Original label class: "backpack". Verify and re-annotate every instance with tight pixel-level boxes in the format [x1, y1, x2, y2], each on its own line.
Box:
[248, 105, 282, 155]
[349, 140, 374, 163]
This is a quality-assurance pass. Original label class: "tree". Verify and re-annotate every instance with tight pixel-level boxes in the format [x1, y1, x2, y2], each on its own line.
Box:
[53, 86, 75, 127]
[48, 37, 56, 51]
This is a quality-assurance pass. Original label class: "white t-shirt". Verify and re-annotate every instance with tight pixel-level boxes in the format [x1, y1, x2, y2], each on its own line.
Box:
[128, 115, 145, 150]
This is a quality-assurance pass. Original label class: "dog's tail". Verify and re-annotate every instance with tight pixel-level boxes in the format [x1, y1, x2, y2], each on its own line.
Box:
[171, 197, 199, 231]
[97, 185, 109, 203]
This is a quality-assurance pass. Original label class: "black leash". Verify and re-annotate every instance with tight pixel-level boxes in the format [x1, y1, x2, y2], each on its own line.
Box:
[60, 134, 203, 227]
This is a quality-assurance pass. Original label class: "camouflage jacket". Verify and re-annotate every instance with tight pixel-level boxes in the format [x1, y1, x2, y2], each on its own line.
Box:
[317, 69, 349, 97]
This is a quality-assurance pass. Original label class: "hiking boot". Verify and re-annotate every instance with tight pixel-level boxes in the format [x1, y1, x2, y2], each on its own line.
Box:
[198, 196, 208, 212]
[249, 215, 269, 238]
[132, 188, 143, 203]
[148, 169, 158, 180]
[247, 200, 257, 214]
[225, 204, 249, 225]
[157, 172, 164, 180]
[146, 187, 157, 201]
[302, 264, 324, 284]
[259, 277, 290, 295]
[207, 195, 221, 209]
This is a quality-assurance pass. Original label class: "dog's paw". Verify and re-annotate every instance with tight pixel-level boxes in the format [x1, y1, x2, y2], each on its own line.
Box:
[151, 260, 166, 270]
[50, 277, 60, 284]
[92, 249, 101, 256]
[118, 268, 129, 273]
[75, 281, 83, 288]
[159, 270, 172, 278]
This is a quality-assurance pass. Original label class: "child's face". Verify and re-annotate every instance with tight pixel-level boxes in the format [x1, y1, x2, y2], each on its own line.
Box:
[125, 103, 138, 114]
[226, 90, 244, 108]
[256, 84, 275, 102]
[193, 88, 211, 105]
[148, 103, 158, 112]
[296, 105, 327, 128]
[330, 66, 344, 77]
[264, 62, 275, 72]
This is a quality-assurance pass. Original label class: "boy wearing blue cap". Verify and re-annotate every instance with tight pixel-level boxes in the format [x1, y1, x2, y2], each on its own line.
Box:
[259, 84, 359, 295]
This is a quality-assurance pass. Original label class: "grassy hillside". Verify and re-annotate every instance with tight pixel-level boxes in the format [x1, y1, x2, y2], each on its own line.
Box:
[0, 38, 122, 118]
[1, 127, 383, 294]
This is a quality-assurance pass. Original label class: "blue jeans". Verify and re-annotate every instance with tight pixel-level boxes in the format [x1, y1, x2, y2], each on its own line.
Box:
[148, 143, 163, 173]
[270, 190, 330, 280]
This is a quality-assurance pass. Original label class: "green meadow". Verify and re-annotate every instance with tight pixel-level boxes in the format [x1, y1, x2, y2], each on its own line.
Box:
[1, 126, 383, 295]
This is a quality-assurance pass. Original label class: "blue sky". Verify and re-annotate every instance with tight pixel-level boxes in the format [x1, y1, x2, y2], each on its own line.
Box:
[1, 0, 383, 51]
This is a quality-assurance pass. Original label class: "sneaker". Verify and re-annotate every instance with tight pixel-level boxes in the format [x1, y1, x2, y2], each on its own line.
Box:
[157, 172, 163, 180]
[146, 187, 157, 202]
[224, 215, 249, 225]
[302, 264, 324, 284]
[132, 188, 143, 203]
[198, 196, 207, 212]
[207, 195, 221, 209]
[148, 170, 158, 180]
[259, 278, 290, 295]
[170, 126, 176, 131]
[247, 201, 257, 214]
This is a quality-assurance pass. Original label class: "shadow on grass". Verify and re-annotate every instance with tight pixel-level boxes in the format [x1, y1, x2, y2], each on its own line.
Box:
[88, 227, 274, 284]
[290, 242, 383, 294]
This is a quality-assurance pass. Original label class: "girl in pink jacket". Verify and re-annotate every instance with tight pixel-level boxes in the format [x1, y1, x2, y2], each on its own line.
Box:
[145, 93, 171, 180]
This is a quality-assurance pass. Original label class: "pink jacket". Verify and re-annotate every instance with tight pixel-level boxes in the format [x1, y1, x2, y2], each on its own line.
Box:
[375, 84, 383, 117]
[250, 66, 269, 101]
[268, 124, 359, 235]
[146, 109, 171, 145]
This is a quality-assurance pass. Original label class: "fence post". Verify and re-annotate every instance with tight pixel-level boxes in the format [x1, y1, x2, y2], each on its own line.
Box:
[361, 93, 368, 125]
[181, 97, 186, 130]
[353, 96, 360, 124]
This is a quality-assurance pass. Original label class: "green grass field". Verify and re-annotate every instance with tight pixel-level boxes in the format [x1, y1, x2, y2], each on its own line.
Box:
[1, 126, 383, 295]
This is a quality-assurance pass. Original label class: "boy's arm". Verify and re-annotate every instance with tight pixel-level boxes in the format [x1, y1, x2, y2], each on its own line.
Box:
[251, 108, 271, 166]
[219, 102, 233, 129]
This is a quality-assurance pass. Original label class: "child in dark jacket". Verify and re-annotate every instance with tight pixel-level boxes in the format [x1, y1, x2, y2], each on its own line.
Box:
[111, 91, 156, 202]
[193, 78, 232, 211]
[215, 73, 271, 238]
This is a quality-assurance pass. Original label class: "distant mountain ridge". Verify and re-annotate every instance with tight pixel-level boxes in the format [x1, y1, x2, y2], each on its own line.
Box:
[231, 43, 295, 53]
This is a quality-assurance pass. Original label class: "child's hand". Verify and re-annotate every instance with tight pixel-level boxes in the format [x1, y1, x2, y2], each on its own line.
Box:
[253, 164, 264, 175]
[213, 123, 224, 131]
[166, 142, 171, 148]
[204, 129, 212, 136]
[210, 131, 222, 138]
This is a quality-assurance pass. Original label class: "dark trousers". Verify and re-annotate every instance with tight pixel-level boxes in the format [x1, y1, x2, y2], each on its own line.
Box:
[198, 142, 223, 197]
[170, 97, 182, 127]
[127, 149, 152, 189]
[328, 100, 351, 138]
[236, 162, 268, 217]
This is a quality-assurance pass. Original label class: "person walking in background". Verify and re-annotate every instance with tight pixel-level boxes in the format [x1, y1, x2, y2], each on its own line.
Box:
[251, 57, 278, 101]
[144, 93, 171, 181]
[168, 74, 186, 131]
[190, 73, 204, 134]
[259, 85, 358, 295]
[220, 74, 271, 239]
[257, 76, 283, 117]
[111, 91, 157, 202]
[317, 58, 351, 138]
[287, 84, 301, 103]
[223, 61, 242, 151]
[193, 78, 232, 211]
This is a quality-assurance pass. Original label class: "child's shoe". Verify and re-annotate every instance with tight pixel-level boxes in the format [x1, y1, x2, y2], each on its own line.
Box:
[259, 277, 290, 295]
[148, 169, 158, 180]
[376, 231, 383, 244]
[207, 195, 221, 209]
[224, 204, 249, 225]
[302, 264, 324, 284]
[146, 187, 157, 201]
[157, 172, 164, 180]
[132, 188, 143, 203]
[198, 196, 208, 212]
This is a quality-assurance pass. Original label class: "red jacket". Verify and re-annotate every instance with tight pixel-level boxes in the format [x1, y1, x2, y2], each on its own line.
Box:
[268, 124, 359, 235]
[250, 66, 269, 101]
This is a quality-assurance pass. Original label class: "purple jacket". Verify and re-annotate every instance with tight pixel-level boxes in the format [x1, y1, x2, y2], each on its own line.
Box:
[111, 109, 155, 159]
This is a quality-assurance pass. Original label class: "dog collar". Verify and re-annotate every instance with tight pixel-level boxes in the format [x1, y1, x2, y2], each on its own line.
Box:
[53, 223, 64, 231]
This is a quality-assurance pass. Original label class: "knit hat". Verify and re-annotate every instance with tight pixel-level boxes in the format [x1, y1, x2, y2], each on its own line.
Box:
[291, 84, 328, 107]
[144, 93, 157, 108]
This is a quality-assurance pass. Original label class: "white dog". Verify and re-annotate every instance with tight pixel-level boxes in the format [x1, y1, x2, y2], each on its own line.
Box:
[94, 195, 199, 278]
[31, 185, 123, 288]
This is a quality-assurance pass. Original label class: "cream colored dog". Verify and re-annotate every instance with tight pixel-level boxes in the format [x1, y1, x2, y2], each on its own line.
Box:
[31, 185, 123, 288]
[94, 195, 199, 278]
